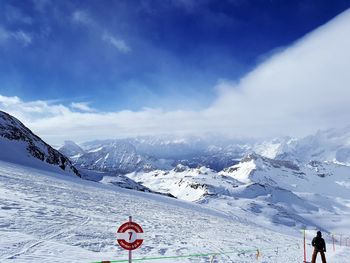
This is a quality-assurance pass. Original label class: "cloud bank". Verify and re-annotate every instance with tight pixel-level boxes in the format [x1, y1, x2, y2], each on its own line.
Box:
[1, 10, 350, 144]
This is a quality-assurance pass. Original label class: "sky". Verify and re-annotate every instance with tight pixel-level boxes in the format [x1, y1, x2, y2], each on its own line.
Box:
[0, 0, 350, 144]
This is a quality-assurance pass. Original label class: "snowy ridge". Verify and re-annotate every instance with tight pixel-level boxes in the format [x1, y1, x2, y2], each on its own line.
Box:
[60, 140, 160, 174]
[127, 153, 350, 233]
[60, 137, 246, 173]
[0, 111, 79, 177]
[274, 127, 350, 165]
[127, 164, 241, 202]
[60, 126, 350, 175]
[222, 153, 350, 199]
[59, 140, 85, 158]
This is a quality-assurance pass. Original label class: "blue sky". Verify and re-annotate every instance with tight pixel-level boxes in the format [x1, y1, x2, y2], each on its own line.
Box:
[1, 1, 350, 143]
[1, 0, 349, 111]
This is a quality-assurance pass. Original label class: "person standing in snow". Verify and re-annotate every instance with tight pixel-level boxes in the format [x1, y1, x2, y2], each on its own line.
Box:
[311, 231, 327, 263]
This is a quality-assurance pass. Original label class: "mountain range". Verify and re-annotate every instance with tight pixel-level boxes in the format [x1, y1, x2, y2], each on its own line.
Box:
[60, 127, 350, 174]
[1, 110, 350, 233]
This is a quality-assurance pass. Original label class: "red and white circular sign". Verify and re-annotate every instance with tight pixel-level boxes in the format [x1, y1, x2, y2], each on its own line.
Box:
[116, 221, 144, 250]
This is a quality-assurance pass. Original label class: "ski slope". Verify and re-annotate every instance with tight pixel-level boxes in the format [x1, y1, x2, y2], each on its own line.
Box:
[1, 160, 349, 262]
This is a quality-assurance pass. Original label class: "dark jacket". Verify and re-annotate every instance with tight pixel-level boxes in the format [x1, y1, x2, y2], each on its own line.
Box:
[312, 236, 326, 252]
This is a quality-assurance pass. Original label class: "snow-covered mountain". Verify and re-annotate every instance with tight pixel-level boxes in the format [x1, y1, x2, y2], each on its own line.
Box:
[59, 140, 85, 158]
[247, 127, 350, 166]
[274, 128, 350, 165]
[60, 140, 161, 174]
[127, 153, 350, 231]
[57, 125, 350, 231]
[252, 137, 297, 159]
[0, 111, 166, 194]
[60, 137, 248, 173]
[127, 164, 241, 202]
[0, 111, 80, 177]
[221, 153, 350, 194]
[61, 126, 350, 175]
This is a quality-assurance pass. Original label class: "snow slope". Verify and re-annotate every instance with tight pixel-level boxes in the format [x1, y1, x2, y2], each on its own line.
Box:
[1, 160, 349, 262]
[0, 111, 79, 176]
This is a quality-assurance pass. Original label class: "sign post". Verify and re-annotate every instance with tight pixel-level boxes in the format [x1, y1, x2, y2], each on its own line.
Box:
[128, 216, 132, 263]
[116, 216, 144, 263]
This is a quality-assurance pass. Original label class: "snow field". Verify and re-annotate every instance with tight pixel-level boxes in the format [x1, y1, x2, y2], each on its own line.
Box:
[1, 160, 349, 262]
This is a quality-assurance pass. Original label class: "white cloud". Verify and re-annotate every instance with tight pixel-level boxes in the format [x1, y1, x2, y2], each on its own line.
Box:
[72, 10, 94, 26]
[1, 9, 350, 144]
[0, 95, 21, 105]
[72, 10, 131, 54]
[0, 95, 71, 123]
[207, 9, 350, 137]
[0, 26, 32, 46]
[12, 30, 32, 46]
[70, 102, 95, 112]
[102, 31, 131, 53]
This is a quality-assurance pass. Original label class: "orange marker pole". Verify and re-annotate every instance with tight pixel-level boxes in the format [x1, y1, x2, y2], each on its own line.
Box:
[303, 229, 306, 263]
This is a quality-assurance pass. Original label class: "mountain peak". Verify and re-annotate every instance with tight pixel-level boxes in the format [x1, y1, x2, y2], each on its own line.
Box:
[60, 140, 85, 157]
[0, 111, 80, 177]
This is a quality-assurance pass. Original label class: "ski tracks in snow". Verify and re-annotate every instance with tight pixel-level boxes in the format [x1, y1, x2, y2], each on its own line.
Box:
[1, 161, 349, 262]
